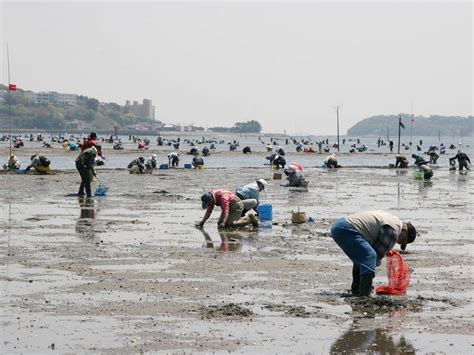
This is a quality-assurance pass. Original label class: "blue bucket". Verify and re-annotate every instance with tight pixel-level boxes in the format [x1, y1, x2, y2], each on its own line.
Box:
[184, 163, 192, 169]
[258, 204, 273, 221]
[159, 164, 169, 170]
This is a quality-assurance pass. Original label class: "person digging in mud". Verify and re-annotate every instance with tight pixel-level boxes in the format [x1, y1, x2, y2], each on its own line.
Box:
[168, 152, 180, 167]
[268, 153, 286, 169]
[127, 157, 146, 174]
[3, 155, 21, 170]
[197, 190, 259, 229]
[323, 153, 341, 168]
[192, 156, 204, 169]
[283, 165, 306, 187]
[449, 150, 471, 171]
[25, 154, 51, 173]
[395, 154, 409, 168]
[418, 163, 433, 180]
[330, 210, 417, 297]
[75, 145, 100, 197]
[235, 178, 268, 216]
[411, 153, 428, 167]
[145, 154, 158, 173]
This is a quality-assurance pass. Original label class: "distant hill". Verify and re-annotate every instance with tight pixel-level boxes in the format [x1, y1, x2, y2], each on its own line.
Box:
[347, 114, 473, 137]
[0, 84, 157, 131]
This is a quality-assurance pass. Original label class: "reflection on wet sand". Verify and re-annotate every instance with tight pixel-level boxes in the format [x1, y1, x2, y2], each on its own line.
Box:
[330, 326, 414, 354]
[75, 197, 98, 239]
[331, 303, 415, 354]
[417, 179, 433, 195]
[199, 228, 245, 252]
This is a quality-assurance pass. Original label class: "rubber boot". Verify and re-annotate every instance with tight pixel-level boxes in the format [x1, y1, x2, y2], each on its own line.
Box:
[351, 265, 360, 296]
[358, 274, 374, 297]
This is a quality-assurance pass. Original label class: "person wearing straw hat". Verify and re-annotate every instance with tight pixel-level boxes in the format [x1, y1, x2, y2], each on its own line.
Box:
[197, 190, 258, 229]
[330, 210, 417, 297]
[3, 155, 21, 170]
[235, 179, 268, 216]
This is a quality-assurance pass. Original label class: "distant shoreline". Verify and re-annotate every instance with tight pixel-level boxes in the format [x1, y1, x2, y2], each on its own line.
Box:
[1, 128, 472, 138]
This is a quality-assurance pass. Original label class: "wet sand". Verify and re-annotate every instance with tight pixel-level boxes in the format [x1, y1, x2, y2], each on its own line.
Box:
[0, 165, 473, 353]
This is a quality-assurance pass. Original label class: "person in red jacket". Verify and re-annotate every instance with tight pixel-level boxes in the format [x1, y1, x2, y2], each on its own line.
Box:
[80, 132, 104, 158]
[197, 190, 259, 229]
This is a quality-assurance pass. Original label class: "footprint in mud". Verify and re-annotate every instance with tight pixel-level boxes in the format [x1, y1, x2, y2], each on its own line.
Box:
[346, 296, 423, 316]
[200, 303, 253, 320]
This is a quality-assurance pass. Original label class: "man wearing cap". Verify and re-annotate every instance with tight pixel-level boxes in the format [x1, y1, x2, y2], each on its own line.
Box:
[330, 210, 417, 297]
[198, 190, 258, 229]
[235, 179, 268, 216]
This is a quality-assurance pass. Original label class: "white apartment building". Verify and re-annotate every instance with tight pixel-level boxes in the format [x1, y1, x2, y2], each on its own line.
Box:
[25, 91, 78, 105]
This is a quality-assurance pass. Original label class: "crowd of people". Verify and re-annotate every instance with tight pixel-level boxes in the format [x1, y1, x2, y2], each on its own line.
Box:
[2, 131, 472, 298]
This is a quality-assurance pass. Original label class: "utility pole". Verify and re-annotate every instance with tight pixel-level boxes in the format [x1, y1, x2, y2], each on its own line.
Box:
[333, 106, 341, 152]
[336, 106, 340, 152]
[7, 43, 12, 159]
[398, 115, 403, 154]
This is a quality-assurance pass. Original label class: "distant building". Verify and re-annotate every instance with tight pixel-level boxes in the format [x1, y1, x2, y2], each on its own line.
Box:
[125, 98, 156, 120]
[25, 91, 78, 105]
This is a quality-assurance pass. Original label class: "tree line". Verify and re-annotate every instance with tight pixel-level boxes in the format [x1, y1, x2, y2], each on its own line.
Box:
[0, 85, 155, 130]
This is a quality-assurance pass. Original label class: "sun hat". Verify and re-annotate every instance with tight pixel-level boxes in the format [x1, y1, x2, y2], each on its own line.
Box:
[256, 179, 268, 190]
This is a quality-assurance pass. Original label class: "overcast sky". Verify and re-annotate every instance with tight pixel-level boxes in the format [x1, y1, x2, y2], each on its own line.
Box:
[1, 0, 472, 134]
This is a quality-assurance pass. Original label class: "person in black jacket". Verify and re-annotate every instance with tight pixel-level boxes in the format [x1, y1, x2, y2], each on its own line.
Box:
[75, 146, 99, 197]
[449, 151, 471, 171]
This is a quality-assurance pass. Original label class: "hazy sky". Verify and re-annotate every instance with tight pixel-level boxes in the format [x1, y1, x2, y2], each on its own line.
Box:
[1, 0, 472, 134]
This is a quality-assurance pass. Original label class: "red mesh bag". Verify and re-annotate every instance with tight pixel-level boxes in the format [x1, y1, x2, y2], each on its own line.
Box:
[376, 250, 411, 295]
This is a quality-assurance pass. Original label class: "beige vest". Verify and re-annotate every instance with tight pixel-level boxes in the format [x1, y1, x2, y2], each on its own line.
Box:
[346, 211, 402, 245]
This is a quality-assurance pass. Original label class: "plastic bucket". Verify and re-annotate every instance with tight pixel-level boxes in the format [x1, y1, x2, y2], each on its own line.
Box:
[258, 204, 273, 221]
[184, 163, 192, 169]
[159, 164, 169, 170]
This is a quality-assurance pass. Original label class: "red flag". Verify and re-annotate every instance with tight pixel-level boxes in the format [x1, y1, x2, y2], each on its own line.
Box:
[9, 84, 17, 91]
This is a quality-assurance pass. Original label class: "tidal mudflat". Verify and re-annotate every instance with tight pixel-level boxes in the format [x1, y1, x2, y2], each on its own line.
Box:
[1, 165, 472, 353]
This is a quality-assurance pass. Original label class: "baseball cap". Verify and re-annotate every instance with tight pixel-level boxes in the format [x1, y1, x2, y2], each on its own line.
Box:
[401, 222, 417, 250]
[201, 192, 213, 209]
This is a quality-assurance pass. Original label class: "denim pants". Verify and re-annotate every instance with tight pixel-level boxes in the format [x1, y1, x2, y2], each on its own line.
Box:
[331, 218, 377, 276]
